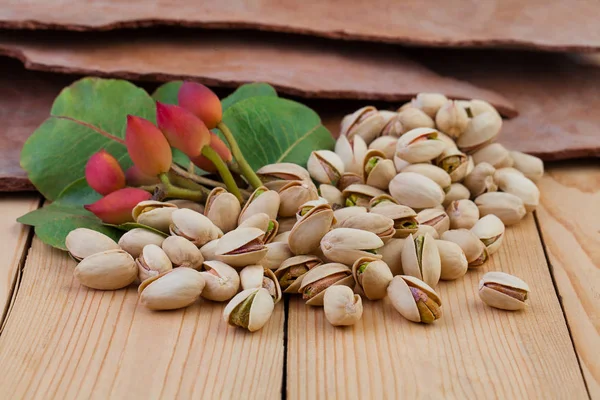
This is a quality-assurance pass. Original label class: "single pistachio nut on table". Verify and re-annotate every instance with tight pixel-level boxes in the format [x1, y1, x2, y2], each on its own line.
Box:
[396, 107, 435, 132]
[138, 267, 206, 311]
[442, 183, 471, 207]
[368, 136, 398, 160]
[298, 263, 355, 306]
[441, 229, 488, 267]
[320, 228, 384, 266]
[446, 199, 480, 230]
[401, 233, 441, 287]
[435, 146, 470, 183]
[379, 238, 405, 276]
[132, 200, 178, 233]
[336, 172, 364, 191]
[256, 162, 311, 191]
[74, 249, 137, 290]
[435, 240, 468, 281]
[260, 242, 294, 270]
[277, 180, 319, 217]
[288, 202, 335, 255]
[471, 143, 514, 169]
[200, 260, 240, 301]
[65, 228, 120, 261]
[368, 194, 399, 209]
[340, 212, 396, 243]
[223, 287, 275, 332]
[395, 128, 447, 164]
[275, 255, 323, 294]
[435, 100, 469, 140]
[161, 236, 204, 269]
[475, 192, 527, 226]
[416, 208, 450, 236]
[494, 168, 540, 212]
[340, 106, 387, 144]
[168, 199, 204, 214]
[352, 257, 393, 300]
[370, 204, 418, 238]
[215, 227, 268, 268]
[238, 186, 280, 224]
[411, 93, 449, 118]
[401, 163, 452, 192]
[136, 244, 173, 282]
[335, 134, 368, 176]
[238, 212, 279, 244]
[170, 208, 223, 247]
[389, 172, 445, 209]
[361, 149, 396, 190]
[323, 286, 363, 326]
[307, 150, 345, 185]
[457, 111, 502, 153]
[239, 264, 282, 303]
[342, 183, 386, 208]
[479, 271, 530, 311]
[332, 206, 367, 227]
[204, 187, 241, 233]
[387, 275, 442, 324]
[471, 214, 505, 255]
[118, 228, 166, 258]
[463, 162, 498, 198]
[509, 151, 544, 182]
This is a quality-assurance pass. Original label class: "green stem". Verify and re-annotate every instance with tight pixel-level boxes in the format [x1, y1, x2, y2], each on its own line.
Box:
[159, 174, 206, 202]
[170, 164, 226, 189]
[139, 184, 159, 193]
[217, 121, 263, 189]
[201, 146, 243, 202]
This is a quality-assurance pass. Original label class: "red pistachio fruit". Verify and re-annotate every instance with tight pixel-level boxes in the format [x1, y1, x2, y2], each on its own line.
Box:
[190, 133, 233, 173]
[125, 115, 172, 177]
[156, 102, 211, 158]
[85, 150, 126, 195]
[178, 82, 222, 129]
[84, 188, 152, 224]
[125, 165, 160, 186]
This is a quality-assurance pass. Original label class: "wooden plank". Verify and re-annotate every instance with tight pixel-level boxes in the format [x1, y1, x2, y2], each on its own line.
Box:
[0, 237, 284, 399]
[536, 163, 600, 398]
[0, 194, 39, 324]
[287, 215, 588, 399]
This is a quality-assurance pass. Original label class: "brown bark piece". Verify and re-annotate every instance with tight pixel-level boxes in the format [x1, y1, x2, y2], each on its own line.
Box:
[0, 0, 599, 50]
[0, 31, 516, 115]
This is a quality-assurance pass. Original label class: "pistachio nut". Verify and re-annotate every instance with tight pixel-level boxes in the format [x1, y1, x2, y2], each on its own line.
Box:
[471, 214, 505, 255]
[298, 263, 355, 306]
[136, 244, 173, 282]
[457, 111, 502, 153]
[352, 257, 393, 300]
[170, 208, 223, 247]
[132, 200, 178, 233]
[435, 100, 469, 139]
[307, 150, 345, 185]
[332, 206, 367, 228]
[335, 134, 368, 176]
[475, 192, 526, 226]
[118, 228, 166, 258]
[323, 286, 363, 326]
[368, 194, 399, 209]
[369, 204, 418, 239]
[463, 162, 498, 197]
[321, 228, 383, 265]
[362, 149, 396, 190]
[446, 199, 480, 230]
[336, 172, 364, 191]
[342, 184, 386, 208]
[435, 146, 470, 182]
[379, 238, 405, 275]
[278, 181, 319, 217]
[401, 233, 441, 287]
[441, 229, 488, 267]
[494, 168, 540, 212]
[472, 143, 514, 169]
[277, 217, 297, 233]
[509, 151, 544, 182]
[199, 239, 219, 261]
[469, 99, 501, 118]
[238, 186, 280, 224]
[435, 240, 468, 280]
[340, 213, 396, 243]
[479, 271, 530, 311]
[260, 242, 294, 270]
[443, 183, 471, 207]
[238, 213, 279, 243]
[138, 267, 205, 310]
[401, 163, 451, 191]
[389, 172, 445, 209]
[161, 235, 204, 269]
[412, 93, 449, 117]
[239, 264, 282, 303]
[215, 227, 268, 268]
[168, 199, 204, 214]
[416, 209, 450, 236]
[368, 136, 398, 160]
[397, 107, 435, 132]
[455, 99, 473, 114]
[340, 106, 387, 144]
[257, 162, 311, 191]
[395, 128, 447, 163]
[74, 249, 137, 290]
[275, 255, 322, 293]
[200, 260, 240, 301]
[66, 228, 120, 261]
[387, 275, 442, 323]
[223, 288, 275, 332]
[393, 155, 411, 173]
[204, 188, 241, 233]
[380, 111, 404, 137]
[415, 224, 440, 239]
[289, 203, 335, 255]
[271, 231, 290, 244]
[319, 184, 344, 208]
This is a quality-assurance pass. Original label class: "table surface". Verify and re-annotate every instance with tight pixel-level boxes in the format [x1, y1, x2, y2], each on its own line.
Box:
[0, 162, 597, 400]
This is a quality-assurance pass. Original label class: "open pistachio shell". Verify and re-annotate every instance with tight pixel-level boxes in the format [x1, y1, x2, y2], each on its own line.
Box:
[204, 188, 241, 233]
[332, 206, 368, 228]
[412, 93, 449, 118]
[416, 209, 450, 236]
[443, 183, 471, 207]
[464, 162, 497, 198]
[200, 260, 240, 301]
[337, 172, 364, 191]
[494, 168, 540, 212]
[475, 192, 526, 226]
[380, 111, 403, 137]
[368, 194, 398, 209]
[239, 265, 282, 303]
[323, 286, 363, 326]
[352, 257, 393, 300]
[170, 209, 223, 247]
[472, 143, 514, 169]
[387, 275, 442, 323]
[401, 233, 441, 287]
[257, 163, 311, 191]
[441, 229, 488, 267]
[379, 238, 405, 276]
[342, 184, 386, 207]
[161, 236, 204, 269]
[435, 146, 469, 182]
[340, 213, 396, 243]
[368, 136, 398, 160]
[307, 150, 345, 185]
[136, 244, 173, 282]
[471, 214, 505, 255]
[320, 228, 383, 266]
[389, 172, 445, 209]
[457, 111, 502, 153]
[415, 224, 439, 239]
[118, 228, 165, 258]
[238, 186, 280, 224]
[401, 163, 451, 191]
[340, 106, 387, 144]
[74, 249, 137, 290]
[289, 204, 335, 255]
[138, 267, 205, 310]
[362, 149, 396, 190]
[223, 288, 275, 332]
[260, 242, 294, 271]
[509, 151, 544, 182]
[479, 271, 530, 311]
[370, 204, 418, 238]
[395, 128, 447, 163]
[298, 263, 355, 306]
[132, 200, 178, 233]
[319, 184, 345, 208]
[446, 199, 480, 230]
[397, 107, 435, 132]
[435, 240, 468, 281]
[66, 228, 120, 261]
[275, 255, 323, 293]
[278, 180, 319, 217]
[215, 227, 268, 268]
[335, 134, 368, 175]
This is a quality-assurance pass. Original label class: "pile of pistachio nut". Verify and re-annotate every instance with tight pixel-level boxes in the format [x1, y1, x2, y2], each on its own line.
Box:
[66, 93, 540, 331]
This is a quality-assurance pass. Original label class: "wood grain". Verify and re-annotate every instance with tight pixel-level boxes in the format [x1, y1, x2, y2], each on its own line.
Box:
[0, 194, 39, 325]
[0, 237, 284, 399]
[536, 163, 600, 398]
[287, 215, 588, 399]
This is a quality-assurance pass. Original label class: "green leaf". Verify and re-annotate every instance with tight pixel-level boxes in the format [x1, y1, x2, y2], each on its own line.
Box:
[20, 78, 155, 200]
[107, 222, 168, 237]
[54, 178, 102, 206]
[220, 96, 334, 169]
[151, 81, 182, 104]
[221, 83, 278, 110]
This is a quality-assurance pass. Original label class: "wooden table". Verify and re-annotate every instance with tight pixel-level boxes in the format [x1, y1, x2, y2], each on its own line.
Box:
[0, 162, 597, 399]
